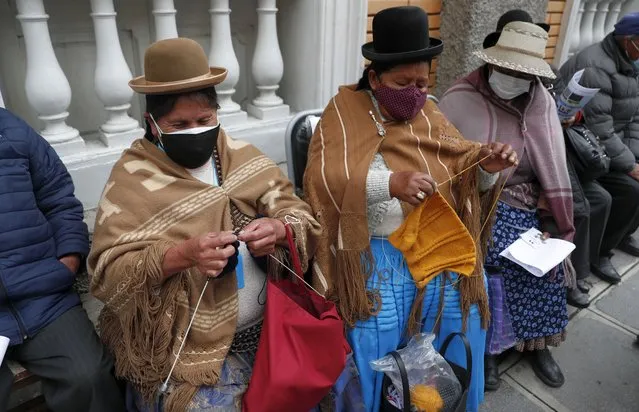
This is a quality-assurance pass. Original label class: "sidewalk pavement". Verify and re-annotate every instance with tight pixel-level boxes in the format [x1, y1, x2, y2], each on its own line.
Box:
[480, 249, 639, 412]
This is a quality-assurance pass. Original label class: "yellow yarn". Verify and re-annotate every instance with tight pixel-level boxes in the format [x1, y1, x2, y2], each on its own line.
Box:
[388, 192, 477, 288]
[411, 384, 444, 412]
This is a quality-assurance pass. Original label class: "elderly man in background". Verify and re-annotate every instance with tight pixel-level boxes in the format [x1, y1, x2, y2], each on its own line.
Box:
[560, 12, 639, 284]
[0, 108, 123, 411]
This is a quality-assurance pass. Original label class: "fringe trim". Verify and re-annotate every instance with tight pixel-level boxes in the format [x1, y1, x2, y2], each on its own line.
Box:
[99, 241, 182, 404]
[163, 384, 199, 412]
[562, 258, 577, 289]
[98, 241, 228, 411]
[267, 247, 288, 281]
[406, 287, 427, 338]
[514, 330, 567, 351]
[455, 162, 499, 331]
[334, 247, 380, 327]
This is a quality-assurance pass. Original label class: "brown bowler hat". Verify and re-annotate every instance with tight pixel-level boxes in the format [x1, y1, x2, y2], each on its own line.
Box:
[129, 37, 227, 95]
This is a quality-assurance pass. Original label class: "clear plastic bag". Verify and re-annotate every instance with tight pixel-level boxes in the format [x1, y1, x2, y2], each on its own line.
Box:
[370, 333, 462, 412]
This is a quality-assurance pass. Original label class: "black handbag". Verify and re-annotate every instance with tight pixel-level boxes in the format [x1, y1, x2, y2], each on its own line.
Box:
[380, 333, 471, 412]
[564, 124, 610, 181]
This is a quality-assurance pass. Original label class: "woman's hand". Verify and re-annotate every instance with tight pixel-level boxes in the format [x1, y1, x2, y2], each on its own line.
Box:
[163, 232, 237, 279]
[238, 218, 287, 257]
[59, 254, 81, 274]
[389, 171, 437, 206]
[479, 142, 518, 174]
[560, 115, 576, 129]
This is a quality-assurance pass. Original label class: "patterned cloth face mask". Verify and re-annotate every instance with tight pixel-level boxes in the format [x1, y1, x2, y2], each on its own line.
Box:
[374, 84, 428, 121]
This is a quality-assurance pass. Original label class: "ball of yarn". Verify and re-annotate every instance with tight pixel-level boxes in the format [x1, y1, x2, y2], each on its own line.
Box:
[410, 384, 444, 412]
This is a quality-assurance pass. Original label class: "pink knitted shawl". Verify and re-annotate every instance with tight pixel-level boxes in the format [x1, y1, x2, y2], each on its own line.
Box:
[439, 68, 575, 243]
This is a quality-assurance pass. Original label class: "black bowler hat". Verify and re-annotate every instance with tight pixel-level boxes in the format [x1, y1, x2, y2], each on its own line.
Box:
[362, 6, 444, 63]
[483, 9, 550, 49]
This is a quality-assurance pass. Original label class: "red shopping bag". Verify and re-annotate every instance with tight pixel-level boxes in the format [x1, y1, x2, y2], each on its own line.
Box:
[243, 225, 350, 412]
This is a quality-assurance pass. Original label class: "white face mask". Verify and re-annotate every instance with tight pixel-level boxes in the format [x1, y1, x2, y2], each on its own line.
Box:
[488, 70, 532, 100]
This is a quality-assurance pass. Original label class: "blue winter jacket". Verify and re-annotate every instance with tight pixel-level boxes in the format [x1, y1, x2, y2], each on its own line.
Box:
[0, 108, 89, 345]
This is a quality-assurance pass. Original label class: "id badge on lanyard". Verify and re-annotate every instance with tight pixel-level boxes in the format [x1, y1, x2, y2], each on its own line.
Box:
[235, 253, 245, 289]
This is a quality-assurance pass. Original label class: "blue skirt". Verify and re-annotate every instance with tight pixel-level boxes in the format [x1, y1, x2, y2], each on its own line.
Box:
[485, 203, 568, 347]
[346, 238, 486, 412]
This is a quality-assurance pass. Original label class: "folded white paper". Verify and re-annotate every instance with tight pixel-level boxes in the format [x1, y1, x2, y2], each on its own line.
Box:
[0, 336, 9, 366]
[499, 228, 575, 277]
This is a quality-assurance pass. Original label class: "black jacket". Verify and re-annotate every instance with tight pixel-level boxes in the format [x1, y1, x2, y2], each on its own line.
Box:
[560, 34, 639, 173]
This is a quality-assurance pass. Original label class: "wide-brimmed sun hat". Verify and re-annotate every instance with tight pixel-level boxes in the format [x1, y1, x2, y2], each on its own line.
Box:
[483, 9, 550, 49]
[129, 37, 227, 95]
[362, 6, 443, 63]
[475, 21, 555, 79]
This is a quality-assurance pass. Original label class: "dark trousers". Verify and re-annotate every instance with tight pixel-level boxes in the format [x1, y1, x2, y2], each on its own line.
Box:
[572, 214, 591, 280]
[0, 305, 124, 412]
[597, 172, 639, 255]
[571, 181, 612, 279]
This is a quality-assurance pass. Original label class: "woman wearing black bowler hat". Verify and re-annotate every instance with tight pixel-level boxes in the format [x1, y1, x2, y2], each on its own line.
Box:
[304, 6, 517, 412]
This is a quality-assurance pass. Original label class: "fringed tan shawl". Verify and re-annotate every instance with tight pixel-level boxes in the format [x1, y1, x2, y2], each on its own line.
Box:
[88, 132, 320, 411]
[304, 85, 498, 330]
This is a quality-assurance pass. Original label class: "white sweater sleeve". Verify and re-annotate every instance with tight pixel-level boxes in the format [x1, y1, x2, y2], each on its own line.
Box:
[478, 166, 499, 193]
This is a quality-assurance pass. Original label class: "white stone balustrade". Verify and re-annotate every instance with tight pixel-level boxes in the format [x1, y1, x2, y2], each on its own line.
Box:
[593, 1, 611, 43]
[556, 0, 634, 66]
[606, 1, 625, 33]
[15, 0, 84, 155]
[6, 0, 300, 163]
[579, 0, 597, 50]
[209, 0, 247, 125]
[248, 0, 289, 120]
[90, 0, 143, 147]
[152, 0, 178, 41]
[569, 2, 586, 55]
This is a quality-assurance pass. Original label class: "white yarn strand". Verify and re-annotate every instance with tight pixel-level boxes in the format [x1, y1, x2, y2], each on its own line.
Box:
[158, 278, 211, 397]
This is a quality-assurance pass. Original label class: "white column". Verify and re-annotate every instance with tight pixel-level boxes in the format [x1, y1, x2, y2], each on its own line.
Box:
[152, 0, 178, 41]
[209, 0, 247, 125]
[569, 2, 585, 54]
[593, 1, 611, 42]
[16, 0, 84, 155]
[90, 0, 144, 147]
[247, 0, 289, 120]
[604, 0, 624, 34]
[578, 0, 598, 50]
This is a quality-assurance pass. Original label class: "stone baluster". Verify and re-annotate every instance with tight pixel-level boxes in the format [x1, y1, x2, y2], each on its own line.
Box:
[90, 0, 143, 147]
[209, 0, 247, 125]
[152, 0, 178, 41]
[578, 0, 598, 50]
[593, 1, 611, 42]
[569, 1, 586, 56]
[604, 0, 624, 34]
[247, 0, 289, 120]
[16, 0, 84, 155]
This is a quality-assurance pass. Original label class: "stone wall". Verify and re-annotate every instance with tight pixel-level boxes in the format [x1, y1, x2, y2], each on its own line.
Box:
[435, 0, 548, 95]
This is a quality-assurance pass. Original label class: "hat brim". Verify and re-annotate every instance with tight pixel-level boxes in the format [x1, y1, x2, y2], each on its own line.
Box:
[361, 38, 444, 62]
[483, 23, 550, 49]
[129, 67, 228, 95]
[474, 47, 556, 79]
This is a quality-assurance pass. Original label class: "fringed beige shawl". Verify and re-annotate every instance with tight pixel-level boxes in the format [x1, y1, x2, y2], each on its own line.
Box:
[304, 86, 499, 331]
[88, 133, 320, 411]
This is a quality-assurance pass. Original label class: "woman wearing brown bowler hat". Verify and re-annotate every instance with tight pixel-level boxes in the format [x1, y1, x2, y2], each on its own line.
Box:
[304, 6, 517, 412]
[87, 38, 320, 411]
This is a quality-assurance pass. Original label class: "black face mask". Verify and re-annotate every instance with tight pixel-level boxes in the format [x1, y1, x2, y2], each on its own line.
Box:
[151, 115, 220, 169]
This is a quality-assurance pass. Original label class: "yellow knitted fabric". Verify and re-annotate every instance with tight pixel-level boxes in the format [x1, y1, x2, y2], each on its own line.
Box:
[388, 192, 477, 288]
